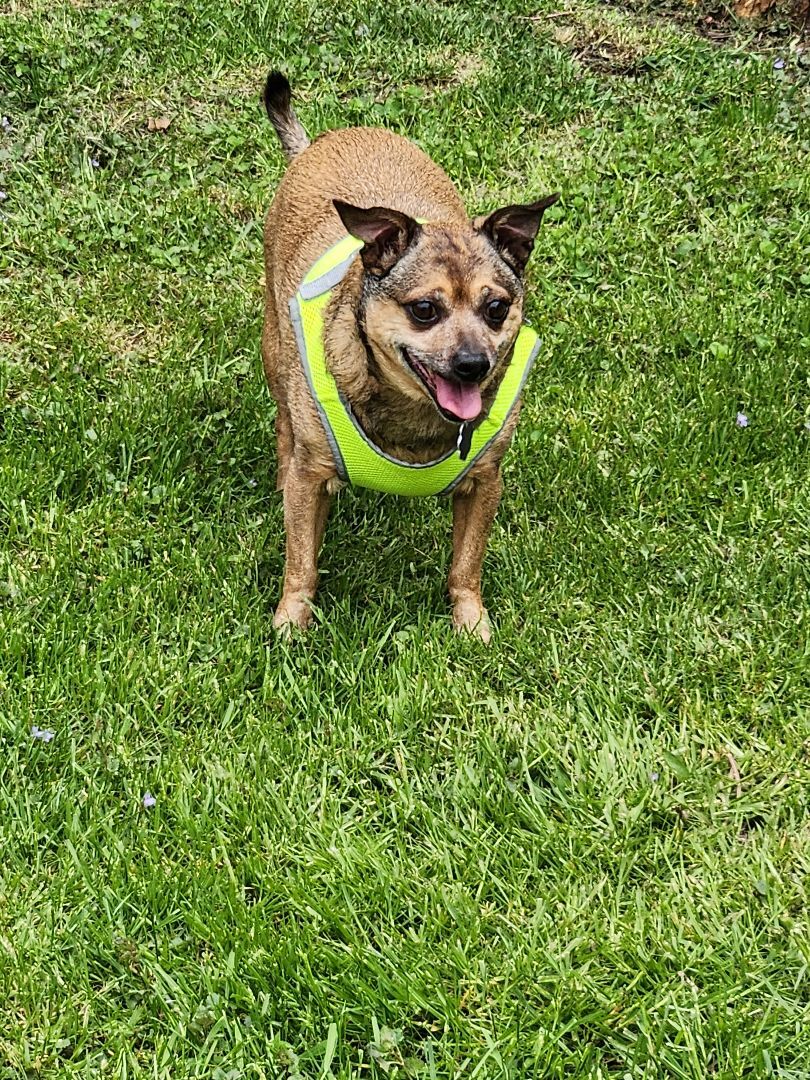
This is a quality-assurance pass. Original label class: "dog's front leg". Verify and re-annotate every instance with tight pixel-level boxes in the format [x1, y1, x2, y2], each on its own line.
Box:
[273, 460, 333, 632]
[448, 465, 502, 643]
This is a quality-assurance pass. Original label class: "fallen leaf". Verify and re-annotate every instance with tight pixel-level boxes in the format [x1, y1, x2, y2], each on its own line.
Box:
[147, 116, 172, 132]
[733, 0, 776, 17]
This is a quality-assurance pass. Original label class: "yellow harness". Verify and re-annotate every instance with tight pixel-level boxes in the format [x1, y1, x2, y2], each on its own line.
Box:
[288, 233, 541, 496]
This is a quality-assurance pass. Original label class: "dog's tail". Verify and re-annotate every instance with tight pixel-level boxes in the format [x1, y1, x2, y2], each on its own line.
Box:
[263, 71, 310, 161]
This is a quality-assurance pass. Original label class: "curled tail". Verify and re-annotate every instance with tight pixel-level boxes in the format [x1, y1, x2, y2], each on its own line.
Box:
[263, 71, 310, 161]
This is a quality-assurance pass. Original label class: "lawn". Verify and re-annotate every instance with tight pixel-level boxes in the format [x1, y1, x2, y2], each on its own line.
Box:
[1, 0, 809, 1076]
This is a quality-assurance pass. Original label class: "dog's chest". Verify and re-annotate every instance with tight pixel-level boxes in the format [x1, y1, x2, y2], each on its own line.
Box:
[352, 395, 458, 464]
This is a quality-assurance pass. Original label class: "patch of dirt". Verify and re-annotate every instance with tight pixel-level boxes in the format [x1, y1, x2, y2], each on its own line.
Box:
[207, 186, 256, 224]
[533, 0, 808, 63]
[691, 3, 808, 46]
[598, 0, 809, 46]
[93, 321, 167, 377]
[565, 31, 654, 75]
[541, 12, 659, 77]
[427, 51, 488, 87]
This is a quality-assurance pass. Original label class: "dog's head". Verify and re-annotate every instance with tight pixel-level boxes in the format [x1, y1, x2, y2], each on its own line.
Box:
[333, 194, 559, 423]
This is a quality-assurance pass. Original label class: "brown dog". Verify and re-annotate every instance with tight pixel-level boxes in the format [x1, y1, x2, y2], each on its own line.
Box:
[261, 72, 558, 640]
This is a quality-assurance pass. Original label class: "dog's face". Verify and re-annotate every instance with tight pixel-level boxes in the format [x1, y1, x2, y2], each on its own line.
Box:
[334, 196, 558, 423]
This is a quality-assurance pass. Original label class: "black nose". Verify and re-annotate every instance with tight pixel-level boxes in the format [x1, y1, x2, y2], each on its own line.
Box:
[452, 351, 490, 383]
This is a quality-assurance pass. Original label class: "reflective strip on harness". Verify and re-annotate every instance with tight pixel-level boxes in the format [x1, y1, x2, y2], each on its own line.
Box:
[290, 234, 541, 497]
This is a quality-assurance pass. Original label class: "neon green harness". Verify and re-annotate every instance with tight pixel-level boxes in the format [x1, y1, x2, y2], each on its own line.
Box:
[288, 233, 541, 496]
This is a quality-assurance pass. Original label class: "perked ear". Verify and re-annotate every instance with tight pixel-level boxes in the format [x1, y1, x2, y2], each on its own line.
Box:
[475, 193, 560, 275]
[333, 200, 420, 275]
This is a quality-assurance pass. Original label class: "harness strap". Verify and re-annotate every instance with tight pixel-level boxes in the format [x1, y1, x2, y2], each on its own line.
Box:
[289, 234, 541, 496]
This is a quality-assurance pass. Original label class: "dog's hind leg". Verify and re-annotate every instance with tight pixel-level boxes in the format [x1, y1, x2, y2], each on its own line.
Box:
[448, 465, 502, 643]
[273, 459, 333, 632]
[261, 316, 294, 491]
[274, 405, 294, 492]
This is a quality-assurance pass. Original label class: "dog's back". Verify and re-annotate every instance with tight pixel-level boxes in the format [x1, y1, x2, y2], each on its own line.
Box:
[262, 73, 467, 306]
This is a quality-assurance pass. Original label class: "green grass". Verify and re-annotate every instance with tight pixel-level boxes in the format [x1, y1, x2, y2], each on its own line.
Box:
[2, 0, 810, 1076]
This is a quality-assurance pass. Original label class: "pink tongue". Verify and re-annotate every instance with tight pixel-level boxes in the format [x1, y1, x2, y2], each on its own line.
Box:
[434, 376, 482, 421]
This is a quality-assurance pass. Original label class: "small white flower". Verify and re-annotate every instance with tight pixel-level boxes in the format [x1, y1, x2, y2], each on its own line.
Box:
[32, 726, 55, 742]
[736, 412, 749, 428]
[143, 792, 156, 808]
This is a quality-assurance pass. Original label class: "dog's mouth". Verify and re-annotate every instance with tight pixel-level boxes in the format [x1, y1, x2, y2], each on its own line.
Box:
[401, 348, 483, 423]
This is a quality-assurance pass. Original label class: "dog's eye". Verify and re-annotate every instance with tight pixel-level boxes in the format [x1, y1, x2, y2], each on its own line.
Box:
[407, 300, 440, 326]
[485, 299, 510, 325]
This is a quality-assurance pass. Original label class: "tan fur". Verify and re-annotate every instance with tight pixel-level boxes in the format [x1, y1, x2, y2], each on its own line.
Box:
[262, 107, 549, 638]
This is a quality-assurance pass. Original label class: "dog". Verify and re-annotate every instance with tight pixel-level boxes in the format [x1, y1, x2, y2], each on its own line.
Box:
[261, 71, 558, 641]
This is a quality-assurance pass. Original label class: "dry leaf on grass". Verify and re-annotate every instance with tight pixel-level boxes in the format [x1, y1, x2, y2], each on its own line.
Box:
[146, 116, 172, 132]
[733, 0, 777, 17]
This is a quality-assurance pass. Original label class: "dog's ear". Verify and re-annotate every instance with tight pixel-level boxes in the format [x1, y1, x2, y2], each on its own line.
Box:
[333, 200, 419, 275]
[475, 194, 560, 275]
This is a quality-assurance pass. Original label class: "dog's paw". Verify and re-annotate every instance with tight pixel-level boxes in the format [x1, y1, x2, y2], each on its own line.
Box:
[452, 599, 492, 644]
[273, 596, 313, 634]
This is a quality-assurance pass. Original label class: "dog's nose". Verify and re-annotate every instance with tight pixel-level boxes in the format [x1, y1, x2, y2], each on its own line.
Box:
[452, 351, 490, 383]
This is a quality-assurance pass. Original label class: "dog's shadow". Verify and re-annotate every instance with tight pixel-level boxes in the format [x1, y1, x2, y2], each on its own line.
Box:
[312, 488, 453, 619]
